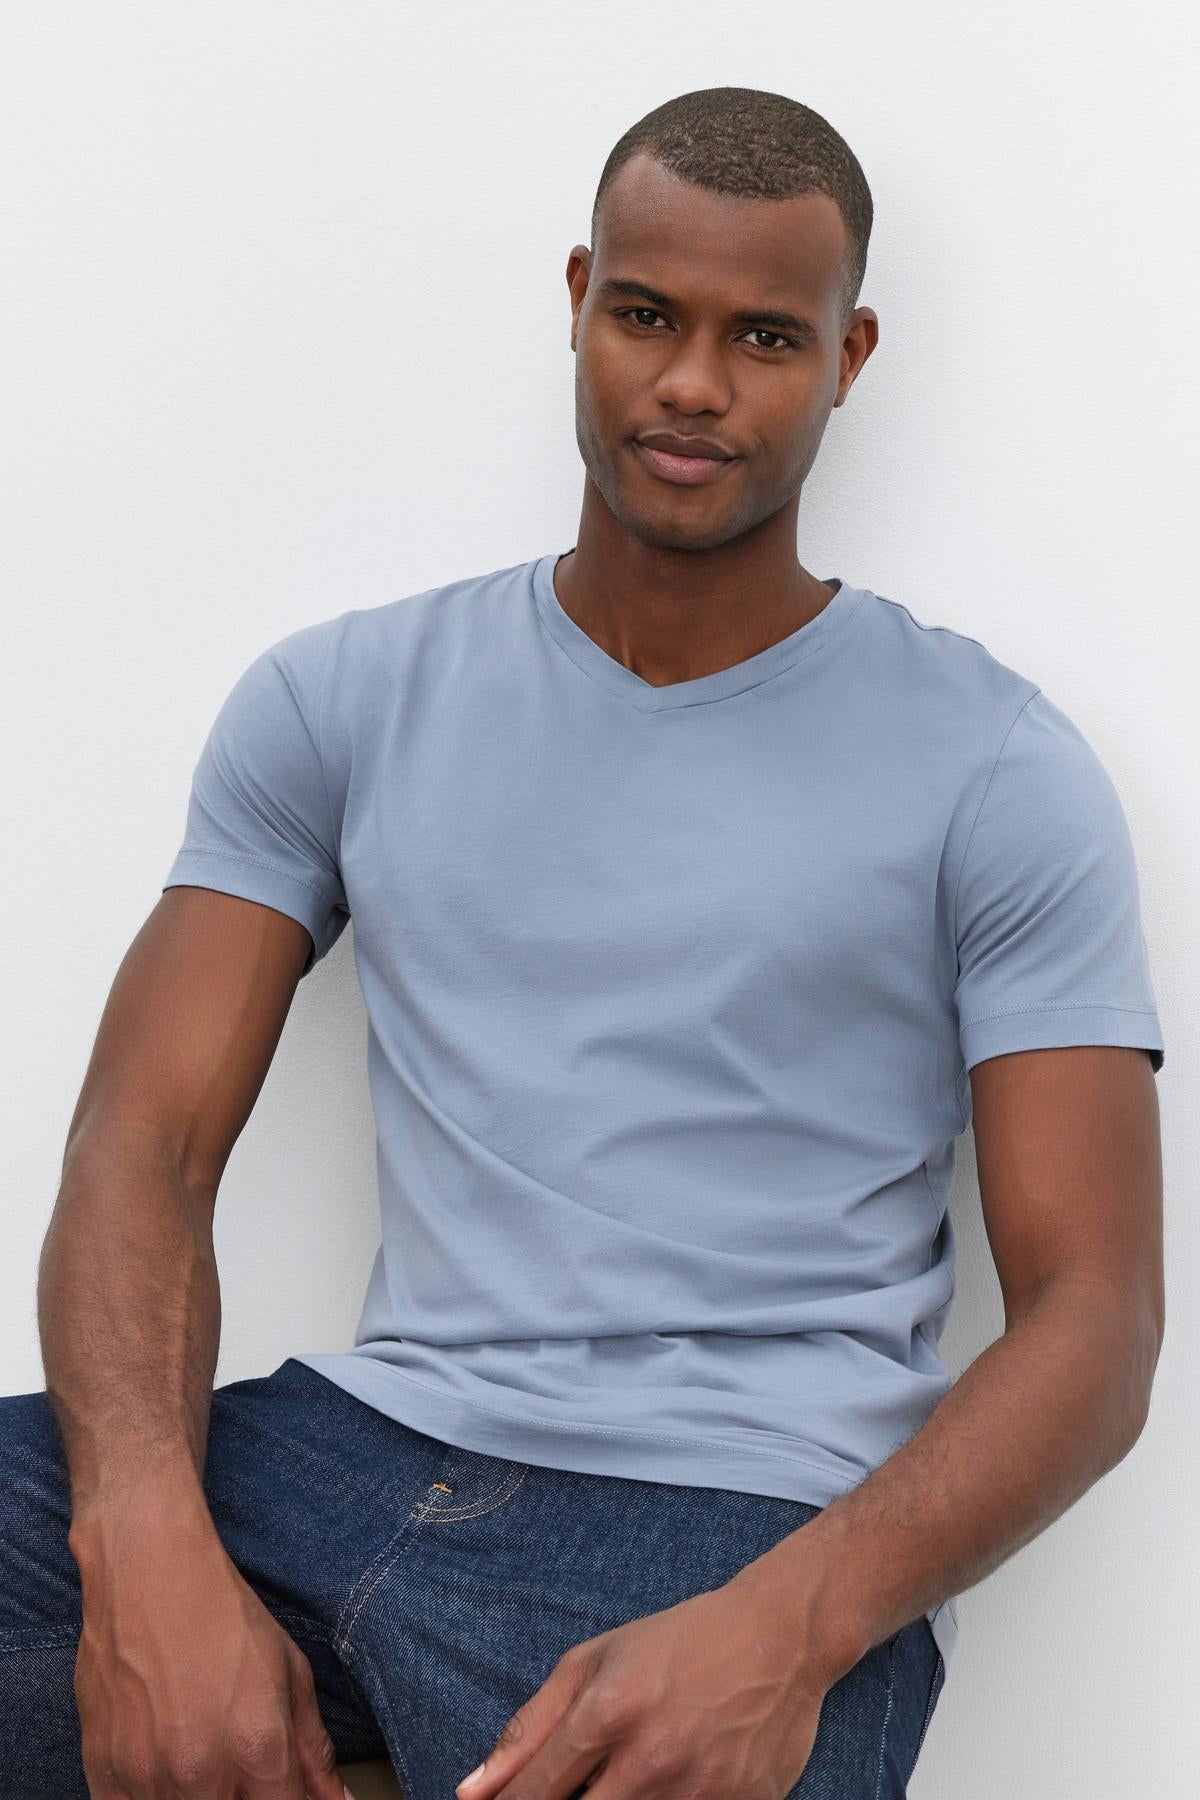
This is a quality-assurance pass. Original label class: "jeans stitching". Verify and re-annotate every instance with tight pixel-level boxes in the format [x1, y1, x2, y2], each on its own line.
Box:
[330, 1464, 529, 1790]
[332, 1519, 430, 1794]
[340, 1638, 414, 1797]
[872, 1634, 899, 1800]
[335, 1463, 533, 1651]
[915, 1652, 945, 1759]
[420, 1464, 529, 1522]
[334, 1496, 438, 1651]
[0, 1633, 80, 1653]
[332, 1462, 530, 1652]
[268, 1608, 336, 1647]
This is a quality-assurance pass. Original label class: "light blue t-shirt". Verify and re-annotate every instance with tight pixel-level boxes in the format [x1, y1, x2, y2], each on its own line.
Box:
[164, 550, 1165, 1674]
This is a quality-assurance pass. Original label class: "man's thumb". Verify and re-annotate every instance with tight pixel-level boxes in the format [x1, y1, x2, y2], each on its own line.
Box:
[289, 1667, 348, 1798]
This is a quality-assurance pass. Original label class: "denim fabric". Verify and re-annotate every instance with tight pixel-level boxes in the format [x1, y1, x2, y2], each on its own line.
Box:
[0, 1358, 945, 1798]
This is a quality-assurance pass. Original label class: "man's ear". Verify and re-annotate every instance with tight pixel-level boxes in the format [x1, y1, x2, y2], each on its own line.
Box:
[833, 307, 879, 406]
[567, 244, 591, 355]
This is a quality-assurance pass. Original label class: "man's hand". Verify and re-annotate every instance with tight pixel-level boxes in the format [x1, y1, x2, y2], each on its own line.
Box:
[71, 1505, 347, 1799]
[453, 1578, 840, 1800]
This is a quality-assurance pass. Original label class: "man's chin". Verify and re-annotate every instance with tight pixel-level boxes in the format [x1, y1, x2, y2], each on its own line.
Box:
[618, 514, 742, 555]
[583, 456, 744, 554]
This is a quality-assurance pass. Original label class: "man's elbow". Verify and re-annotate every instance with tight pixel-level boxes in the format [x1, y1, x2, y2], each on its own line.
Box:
[1116, 1306, 1164, 1455]
[1032, 1278, 1163, 1460]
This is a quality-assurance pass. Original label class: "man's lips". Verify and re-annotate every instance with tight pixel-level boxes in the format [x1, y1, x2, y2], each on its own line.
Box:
[630, 440, 741, 487]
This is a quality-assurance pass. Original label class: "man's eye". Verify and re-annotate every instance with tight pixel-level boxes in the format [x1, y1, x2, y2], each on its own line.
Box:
[747, 329, 793, 352]
[618, 310, 795, 352]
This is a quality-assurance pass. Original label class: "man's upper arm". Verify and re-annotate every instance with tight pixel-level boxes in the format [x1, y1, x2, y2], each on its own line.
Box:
[968, 1045, 1164, 1347]
[64, 616, 351, 1191]
[950, 686, 1166, 1396]
[63, 886, 312, 1194]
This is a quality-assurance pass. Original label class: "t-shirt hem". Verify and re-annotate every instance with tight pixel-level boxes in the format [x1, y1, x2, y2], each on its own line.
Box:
[959, 1002, 1165, 1075]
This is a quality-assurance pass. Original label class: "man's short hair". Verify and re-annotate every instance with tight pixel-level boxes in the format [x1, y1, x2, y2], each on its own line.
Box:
[591, 86, 873, 327]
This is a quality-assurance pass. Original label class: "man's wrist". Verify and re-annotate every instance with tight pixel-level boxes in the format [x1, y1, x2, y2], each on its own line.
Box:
[723, 1509, 876, 1689]
[68, 1460, 215, 1569]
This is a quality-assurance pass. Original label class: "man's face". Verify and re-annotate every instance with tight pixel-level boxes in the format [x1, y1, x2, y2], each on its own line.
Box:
[568, 152, 876, 552]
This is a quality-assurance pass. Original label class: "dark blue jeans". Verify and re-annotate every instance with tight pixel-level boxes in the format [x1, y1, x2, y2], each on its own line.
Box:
[0, 1357, 945, 1798]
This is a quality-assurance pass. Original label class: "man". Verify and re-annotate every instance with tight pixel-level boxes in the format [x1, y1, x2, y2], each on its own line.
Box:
[4, 85, 1164, 1800]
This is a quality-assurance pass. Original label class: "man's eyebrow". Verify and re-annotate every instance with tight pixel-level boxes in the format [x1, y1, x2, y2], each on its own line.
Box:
[595, 277, 821, 342]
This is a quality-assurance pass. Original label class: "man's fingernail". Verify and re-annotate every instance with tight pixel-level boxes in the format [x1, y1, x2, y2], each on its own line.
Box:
[458, 1763, 487, 1790]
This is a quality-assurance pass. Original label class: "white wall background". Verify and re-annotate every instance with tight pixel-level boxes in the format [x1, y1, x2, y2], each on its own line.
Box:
[2, 4, 1196, 1794]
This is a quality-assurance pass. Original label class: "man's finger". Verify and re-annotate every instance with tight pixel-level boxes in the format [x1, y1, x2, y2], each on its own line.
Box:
[456, 1650, 593, 1798]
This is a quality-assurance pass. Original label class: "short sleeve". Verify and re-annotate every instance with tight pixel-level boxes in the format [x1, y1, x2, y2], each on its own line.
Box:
[162, 621, 350, 977]
[953, 689, 1164, 1076]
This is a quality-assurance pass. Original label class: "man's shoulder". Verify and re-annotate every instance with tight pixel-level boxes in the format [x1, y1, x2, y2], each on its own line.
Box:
[340, 553, 538, 645]
[855, 580, 1042, 740]
[262, 554, 539, 695]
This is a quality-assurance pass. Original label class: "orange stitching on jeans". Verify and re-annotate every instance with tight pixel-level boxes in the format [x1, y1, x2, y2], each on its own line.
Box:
[333, 1492, 437, 1649]
[334, 1464, 529, 1651]
[420, 1464, 528, 1522]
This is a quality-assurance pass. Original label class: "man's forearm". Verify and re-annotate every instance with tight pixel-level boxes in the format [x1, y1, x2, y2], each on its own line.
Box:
[37, 1125, 222, 1550]
[728, 1280, 1158, 1681]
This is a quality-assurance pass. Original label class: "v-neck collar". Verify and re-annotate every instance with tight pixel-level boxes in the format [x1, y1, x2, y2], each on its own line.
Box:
[531, 548, 864, 713]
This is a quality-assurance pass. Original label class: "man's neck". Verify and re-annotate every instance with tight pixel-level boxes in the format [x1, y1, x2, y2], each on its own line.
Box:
[550, 535, 836, 689]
